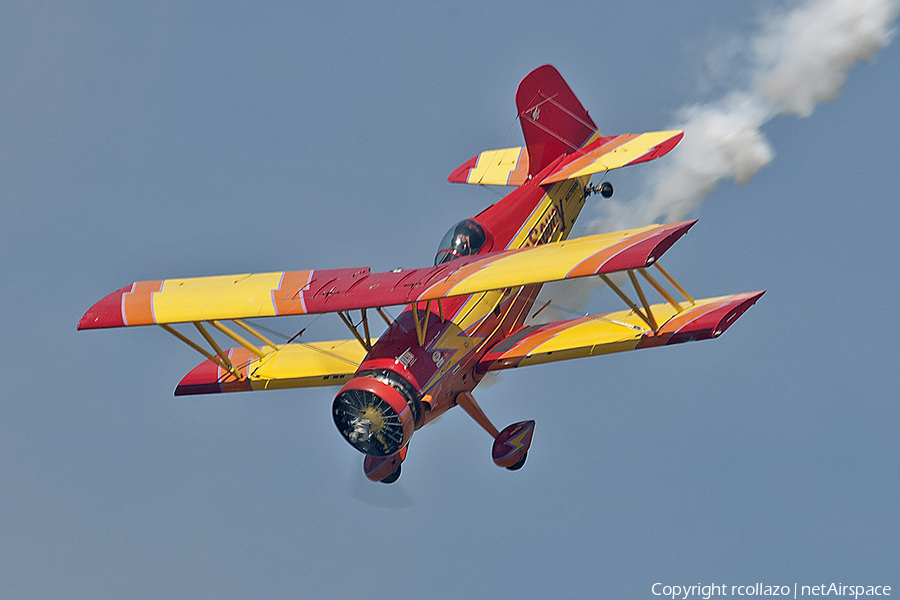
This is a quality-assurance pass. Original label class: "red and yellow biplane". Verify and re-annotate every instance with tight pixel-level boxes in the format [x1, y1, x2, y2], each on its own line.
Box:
[79, 65, 763, 483]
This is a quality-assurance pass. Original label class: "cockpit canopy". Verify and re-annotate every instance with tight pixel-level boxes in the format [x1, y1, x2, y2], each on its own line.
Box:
[434, 219, 487, 266]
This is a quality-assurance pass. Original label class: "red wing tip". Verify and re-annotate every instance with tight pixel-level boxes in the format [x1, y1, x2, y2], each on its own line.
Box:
[175, 359, 229, 396]
[448, 155, 478, 183]
[736, 290, 766, 305]
[637, 290, 765, 349]
[175, 358, 252, 396]
[656, 219, 697, 234]
[643, 220, 698, 266]
[77, 285, 130, 330]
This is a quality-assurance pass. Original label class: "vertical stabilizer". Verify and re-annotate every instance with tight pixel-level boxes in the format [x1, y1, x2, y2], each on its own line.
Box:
[515, 65, 597, 177]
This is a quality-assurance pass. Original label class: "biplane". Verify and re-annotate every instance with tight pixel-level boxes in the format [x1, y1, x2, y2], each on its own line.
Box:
[79, 65, 763, 483]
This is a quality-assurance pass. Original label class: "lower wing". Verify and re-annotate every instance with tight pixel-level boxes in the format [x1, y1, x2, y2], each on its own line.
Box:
[477, 291, 764, 372]
[174, 339, 366, 396]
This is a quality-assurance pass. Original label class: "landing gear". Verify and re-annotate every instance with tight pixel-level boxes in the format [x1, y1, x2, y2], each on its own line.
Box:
[455, 391, 535, 471]
[364, 446, 407, 483]
[506, 453, 527, 471]
[381, 465, 401, 484]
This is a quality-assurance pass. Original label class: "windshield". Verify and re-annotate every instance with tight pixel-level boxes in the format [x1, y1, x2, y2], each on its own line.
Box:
[434, 220, 487, 266]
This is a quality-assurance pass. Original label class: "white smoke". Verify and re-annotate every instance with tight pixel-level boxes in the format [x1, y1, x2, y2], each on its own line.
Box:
[591, 0, 899, 232]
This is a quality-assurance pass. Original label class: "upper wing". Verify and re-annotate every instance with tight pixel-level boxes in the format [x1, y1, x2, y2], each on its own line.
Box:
[448, 130, 682, 187]
[478, 291, 765, 372]
[78, 221, 695, 329]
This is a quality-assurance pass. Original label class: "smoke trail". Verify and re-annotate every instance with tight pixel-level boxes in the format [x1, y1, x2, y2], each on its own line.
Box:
[590, 0, 899, 232]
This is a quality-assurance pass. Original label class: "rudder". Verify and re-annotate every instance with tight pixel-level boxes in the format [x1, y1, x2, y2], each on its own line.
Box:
[515, 65, 597, 177]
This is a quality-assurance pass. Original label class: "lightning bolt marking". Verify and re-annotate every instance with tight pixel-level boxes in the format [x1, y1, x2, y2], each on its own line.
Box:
[422, 325, 484, 390]
[504, 424, 533, 456]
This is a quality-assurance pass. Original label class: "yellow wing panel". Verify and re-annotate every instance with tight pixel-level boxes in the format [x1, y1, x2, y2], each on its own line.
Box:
[419, 222, 691, 300]
[250, 340, 367, 390]
[481, 306, 663, 370]
[152, 272, 284, 324]
[176, 339, 367, 395]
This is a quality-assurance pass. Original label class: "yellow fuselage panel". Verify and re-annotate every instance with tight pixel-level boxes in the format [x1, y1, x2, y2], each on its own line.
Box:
[453, 178, 588, 334]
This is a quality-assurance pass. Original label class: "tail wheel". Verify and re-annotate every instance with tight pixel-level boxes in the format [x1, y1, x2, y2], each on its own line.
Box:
[381, 465, 401, 484]
[505, 453, 527, 471]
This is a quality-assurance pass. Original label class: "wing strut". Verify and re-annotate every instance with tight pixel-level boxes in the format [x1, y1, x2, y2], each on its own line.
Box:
[337, 310, 373, 351]
[210, 320, 266, 359]
[600, 274, 655, 331]
[628, 271, 658, 331]
[653, 263, 694, 304]
[159, 319, 286, 380]
[160, 323, 243, 379]
[193, 323, 238, 373]
[638, 268, 682, 311]
[598, 263, 696, 333]
[411, 301, 432, 347]
[232, 319, 278, 350]
[375, 307, 392, 327]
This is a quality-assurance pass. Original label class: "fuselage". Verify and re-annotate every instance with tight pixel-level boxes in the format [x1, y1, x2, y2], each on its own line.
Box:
[349, 168, 592, 434]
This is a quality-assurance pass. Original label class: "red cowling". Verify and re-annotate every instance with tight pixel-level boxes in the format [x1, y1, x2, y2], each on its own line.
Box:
[332, 371, 420, 457]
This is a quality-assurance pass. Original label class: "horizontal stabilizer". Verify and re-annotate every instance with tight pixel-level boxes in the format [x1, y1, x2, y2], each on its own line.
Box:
[175, 339, 366, 395]
[538, 130, 683, 185]
[449, 130, 682, 187]
[448, 146, 530, 186]
[477, 291, 764, 372]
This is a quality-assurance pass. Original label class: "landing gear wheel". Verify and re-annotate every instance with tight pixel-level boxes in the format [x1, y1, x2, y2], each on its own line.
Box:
[585, 181, 614, 199]
[381, 465, 401, 484]
[505, 452, 527, 471]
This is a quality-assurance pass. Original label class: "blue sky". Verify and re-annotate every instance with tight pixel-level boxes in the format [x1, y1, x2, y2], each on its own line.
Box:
[2, 1, 898, 598]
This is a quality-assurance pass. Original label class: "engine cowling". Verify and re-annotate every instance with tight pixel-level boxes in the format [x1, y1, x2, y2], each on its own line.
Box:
[332, 369, 423, 457]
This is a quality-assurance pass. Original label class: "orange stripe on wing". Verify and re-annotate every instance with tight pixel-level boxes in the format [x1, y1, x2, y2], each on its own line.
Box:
[496, 317, 592, 359]
[565, 228, 661, 278]
[122, 280, 163, 326]
[507, 147, 530, 186]
[547, 133, 639, 182]
[415, 252, 513, 301]
[272, 270, 313, 316]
